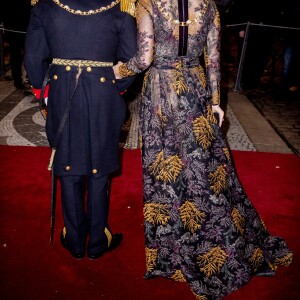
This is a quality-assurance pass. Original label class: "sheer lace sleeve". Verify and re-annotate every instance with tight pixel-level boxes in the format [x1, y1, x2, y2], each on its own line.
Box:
[119, 0, 154, 77]
[206, 1, 221, 105]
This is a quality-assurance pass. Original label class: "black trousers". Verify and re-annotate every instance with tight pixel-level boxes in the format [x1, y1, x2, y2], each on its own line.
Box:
[60, 174, 110, 255]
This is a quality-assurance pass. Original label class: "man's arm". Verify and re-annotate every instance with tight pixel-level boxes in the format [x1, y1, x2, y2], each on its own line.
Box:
[24, 5, 50, 97]
[115, 13, 138, 92]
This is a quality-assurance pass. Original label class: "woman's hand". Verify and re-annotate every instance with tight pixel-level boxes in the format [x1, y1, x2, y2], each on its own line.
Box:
[212, 104, 225, 127]
[113, 61, 123, 79]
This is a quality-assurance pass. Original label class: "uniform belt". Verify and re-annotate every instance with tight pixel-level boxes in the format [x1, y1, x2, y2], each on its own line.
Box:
[52, 58, 114, 67]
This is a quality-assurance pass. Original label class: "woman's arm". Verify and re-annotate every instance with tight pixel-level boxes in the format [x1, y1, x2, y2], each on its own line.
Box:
[207, 2, 224, 126]
[114, 0, 154, 78]
[206, 1, 221, 106]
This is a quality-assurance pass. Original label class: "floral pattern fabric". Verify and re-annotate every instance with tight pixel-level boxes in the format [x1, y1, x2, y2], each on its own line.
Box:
[122, 0, 293, 299]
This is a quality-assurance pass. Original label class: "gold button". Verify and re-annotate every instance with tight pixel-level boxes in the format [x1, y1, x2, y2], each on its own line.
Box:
[66, 66, 71, 71]
[65, 166, 71, 171]
[86, 67, 92, 72]
[92, 169, 98, 174]
[112, 80, 115, 84]
[100, 77, 106, 83]
[53, 75, 58, 80]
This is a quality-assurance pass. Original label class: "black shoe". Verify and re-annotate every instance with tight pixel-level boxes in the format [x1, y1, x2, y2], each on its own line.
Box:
[88, 233, 123, 259]
[60, 230, 85, 259]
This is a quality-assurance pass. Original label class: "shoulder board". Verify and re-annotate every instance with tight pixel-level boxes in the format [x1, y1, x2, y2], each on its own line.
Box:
[120, 0, 137, 17]
[31, 0, 39, 5]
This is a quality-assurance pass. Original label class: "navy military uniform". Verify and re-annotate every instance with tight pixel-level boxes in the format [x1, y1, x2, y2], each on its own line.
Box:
[24, 0, 137, 258]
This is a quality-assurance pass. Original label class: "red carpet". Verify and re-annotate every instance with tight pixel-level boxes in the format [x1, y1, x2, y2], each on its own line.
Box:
[0, 146, 299, 300]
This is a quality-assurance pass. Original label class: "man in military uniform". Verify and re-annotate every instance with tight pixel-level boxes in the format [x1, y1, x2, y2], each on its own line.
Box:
[24, 0, 137, 259]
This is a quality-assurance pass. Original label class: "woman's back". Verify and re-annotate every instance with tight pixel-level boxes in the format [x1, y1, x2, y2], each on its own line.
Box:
[139, 0, 218, 59]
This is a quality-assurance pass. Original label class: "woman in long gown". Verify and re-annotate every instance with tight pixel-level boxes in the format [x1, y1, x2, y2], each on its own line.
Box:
[114, 0, 292, 299]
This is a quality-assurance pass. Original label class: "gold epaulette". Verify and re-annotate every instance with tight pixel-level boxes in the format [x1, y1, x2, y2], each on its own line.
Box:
[31, 0, 39, 6]
[120, 0, 137, 17]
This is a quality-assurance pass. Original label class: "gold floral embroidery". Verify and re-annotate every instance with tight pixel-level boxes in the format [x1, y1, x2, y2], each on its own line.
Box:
[179, 201, 206, 234]
[193, 116, 215, 149]
[259, 217, 267, 231]
[142, 70, 150, 95]
[172, 62, 189, 95]
[199, 65, 207, 88]
[249, 248, 263, 272]
[171, 270, 186, 282]
[197, 246, 227, 277]
[274, 253, 293, 266]
[157, 105, 168, 127]
[268, 262, 278, 271]
[119, 64, 136, 77]
[231, 208, 245, 235]
[145, 247, 158, 272]
[192, 292, 208, 300]
[206, 105, 217, 125]
[148, 150, 183, 182]
[153, 0, 209, 27]
[212, 90, 220, 105]
[223, 147, 230, 161]
[144, 203, 170, 225]
[208, 165, 226, 194]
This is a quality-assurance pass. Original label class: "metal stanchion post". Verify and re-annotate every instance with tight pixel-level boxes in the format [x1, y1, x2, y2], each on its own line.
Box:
[0, 23, 6, 79]
[233, 22, 251, 93]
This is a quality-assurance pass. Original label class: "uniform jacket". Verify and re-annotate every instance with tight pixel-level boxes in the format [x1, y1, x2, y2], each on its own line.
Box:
[25, 0, 137, 177]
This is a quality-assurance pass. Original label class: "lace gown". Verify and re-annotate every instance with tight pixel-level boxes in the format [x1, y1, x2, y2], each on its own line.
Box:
[120, 0, 292, 299]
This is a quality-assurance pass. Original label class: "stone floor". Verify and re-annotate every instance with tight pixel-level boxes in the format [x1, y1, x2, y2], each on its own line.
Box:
[0, 78, 256, 152]
[1, 65, 298, 156]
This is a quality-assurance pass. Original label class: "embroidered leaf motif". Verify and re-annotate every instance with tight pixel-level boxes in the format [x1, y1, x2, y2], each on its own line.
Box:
[206, 105, 217, 125]
[192, 292, 208, 300]
[198, 66, 207, 88]
[171, 63, 189, 96]
[156, 105, 168, 127]
[142, 70, 150, 94]
[268, 262, 278, 271]
[172, 72, 189, 95]
[148, 150, 184, 182]
[144, 203, 170, 225]
[193, 116, 215, 149]
[223, 147, 230, 161]
[171, 270, 186, 282]
[249, 248, 263, 272]
[197, 246, 228, 277]
[179, 201, 206, 234]
[208, 165, 226, 194]
[145, 247, 158, 272]
[260, 217, 267, 231]
[232, 207, 245, 235]
[274, 253, 293, 266]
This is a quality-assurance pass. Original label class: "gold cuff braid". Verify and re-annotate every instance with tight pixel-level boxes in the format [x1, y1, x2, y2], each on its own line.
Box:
[119, 64, 136, 77]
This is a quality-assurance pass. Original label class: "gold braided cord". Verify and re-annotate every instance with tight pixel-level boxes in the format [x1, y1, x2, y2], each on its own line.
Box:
[153, 0, 209, 26]
[52, 0, 120, 15]
[52, 58, 113, 67]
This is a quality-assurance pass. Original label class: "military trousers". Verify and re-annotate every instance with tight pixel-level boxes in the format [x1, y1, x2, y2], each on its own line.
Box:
[60, 174, 110, 255]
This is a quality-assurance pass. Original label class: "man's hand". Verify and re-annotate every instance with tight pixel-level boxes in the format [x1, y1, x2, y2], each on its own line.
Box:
[113, 61, 123, 79]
